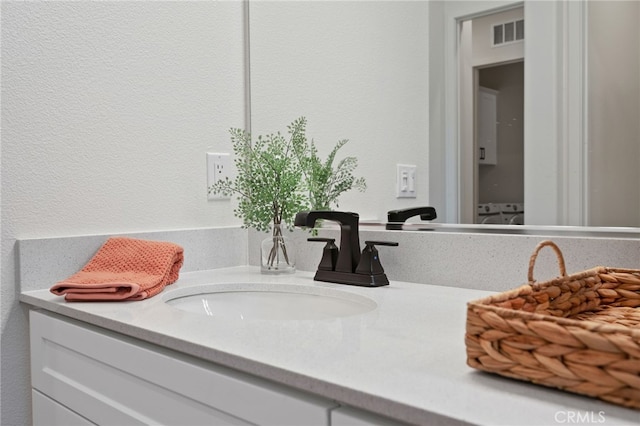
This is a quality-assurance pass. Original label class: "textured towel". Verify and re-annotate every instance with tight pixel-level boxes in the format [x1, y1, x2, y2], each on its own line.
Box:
[50, 237, 184, 301]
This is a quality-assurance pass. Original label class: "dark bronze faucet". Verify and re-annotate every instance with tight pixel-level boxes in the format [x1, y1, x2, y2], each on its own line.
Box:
[386, 207, 437, 230]
[295, 210, 398, 287]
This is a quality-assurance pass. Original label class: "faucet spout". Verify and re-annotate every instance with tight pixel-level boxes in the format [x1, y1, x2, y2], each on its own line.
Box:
[294, 210, 361, 273]
[387, 206, 437, 223]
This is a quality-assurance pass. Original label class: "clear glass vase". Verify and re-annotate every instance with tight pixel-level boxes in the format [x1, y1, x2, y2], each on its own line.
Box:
[261, 223, 296, 274]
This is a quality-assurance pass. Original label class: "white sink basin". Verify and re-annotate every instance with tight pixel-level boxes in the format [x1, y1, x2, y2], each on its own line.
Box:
[164, 283, 377, 320]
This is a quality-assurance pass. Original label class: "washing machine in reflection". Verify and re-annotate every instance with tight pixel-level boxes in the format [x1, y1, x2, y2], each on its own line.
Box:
[500, 203, 525, 225]
[477, 203, 503, 224]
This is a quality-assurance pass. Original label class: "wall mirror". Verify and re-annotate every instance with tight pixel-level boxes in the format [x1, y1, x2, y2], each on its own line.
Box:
[248, 0, 639, 231]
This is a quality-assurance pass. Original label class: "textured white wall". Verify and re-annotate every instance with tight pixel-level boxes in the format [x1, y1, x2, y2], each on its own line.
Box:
[1, 2, 246, 424]
[249, 1, 430, 222]
[2, 1, 246, 238]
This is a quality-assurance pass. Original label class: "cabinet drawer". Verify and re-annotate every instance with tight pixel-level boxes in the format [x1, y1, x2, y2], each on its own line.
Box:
[30, 310, 335, 425]
[331, 406, 410, 426]
[33, 390, 94, 426]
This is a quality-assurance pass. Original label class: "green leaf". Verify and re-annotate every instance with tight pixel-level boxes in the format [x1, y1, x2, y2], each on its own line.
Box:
[208, 117, 366, 231]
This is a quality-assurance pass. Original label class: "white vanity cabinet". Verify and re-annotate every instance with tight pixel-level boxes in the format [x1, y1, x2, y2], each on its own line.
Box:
[332, 406, 410, 426]
[32, 390, 94, 425]
[29, 310, 338, 426]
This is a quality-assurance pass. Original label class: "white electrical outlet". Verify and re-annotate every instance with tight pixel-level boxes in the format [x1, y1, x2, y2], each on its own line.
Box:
[207, 152, 231, 200]
[396, 164, 417, 198]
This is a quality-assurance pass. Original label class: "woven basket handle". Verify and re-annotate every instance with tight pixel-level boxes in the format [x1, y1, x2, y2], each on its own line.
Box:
[528, 240, 567, 284]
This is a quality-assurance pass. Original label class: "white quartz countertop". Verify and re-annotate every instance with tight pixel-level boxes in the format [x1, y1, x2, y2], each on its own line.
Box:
[20, 266, 639, 425]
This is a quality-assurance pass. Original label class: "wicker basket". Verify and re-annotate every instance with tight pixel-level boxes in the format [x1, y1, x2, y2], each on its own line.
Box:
[465, 240, 640, 409]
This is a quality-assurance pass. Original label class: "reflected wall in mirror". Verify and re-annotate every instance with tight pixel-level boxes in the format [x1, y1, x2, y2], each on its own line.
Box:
[249, 0, 430, 223]
[249, 0, 639, 228]
[586, 1, 639, 227]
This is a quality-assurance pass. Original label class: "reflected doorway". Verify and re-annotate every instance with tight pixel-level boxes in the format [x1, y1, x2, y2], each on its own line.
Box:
[457, 6, 525, 225]
[475, 61, 524, 224]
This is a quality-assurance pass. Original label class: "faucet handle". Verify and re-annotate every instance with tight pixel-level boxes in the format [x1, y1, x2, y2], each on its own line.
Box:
[355, 241, 398, 276]
[307, 237, 339, 271]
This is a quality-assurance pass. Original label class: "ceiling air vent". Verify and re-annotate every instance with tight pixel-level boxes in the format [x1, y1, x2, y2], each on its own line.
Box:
[492, 19, 524, 46]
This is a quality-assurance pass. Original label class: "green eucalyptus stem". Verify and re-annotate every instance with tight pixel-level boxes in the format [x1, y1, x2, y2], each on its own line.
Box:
[265, 223, 291, 268]
[208, 116, 367, 239]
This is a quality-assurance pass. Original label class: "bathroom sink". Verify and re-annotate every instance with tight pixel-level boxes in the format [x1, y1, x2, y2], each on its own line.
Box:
[164, 283, 377, 320]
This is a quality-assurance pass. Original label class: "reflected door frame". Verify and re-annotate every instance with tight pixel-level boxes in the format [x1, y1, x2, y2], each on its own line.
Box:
[432, 0, 588, 225]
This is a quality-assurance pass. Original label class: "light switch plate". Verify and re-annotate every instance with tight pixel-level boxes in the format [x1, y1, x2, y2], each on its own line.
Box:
[396, 164, 417, 198]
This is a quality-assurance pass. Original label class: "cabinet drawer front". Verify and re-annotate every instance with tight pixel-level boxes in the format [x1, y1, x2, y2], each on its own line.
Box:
[30, 310, 334, 426]
[331, 406, 411, 426]
[32, 390, 94, 426]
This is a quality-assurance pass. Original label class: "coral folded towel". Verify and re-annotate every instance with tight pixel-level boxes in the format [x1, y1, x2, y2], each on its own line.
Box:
[50, 237, 184, 301]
